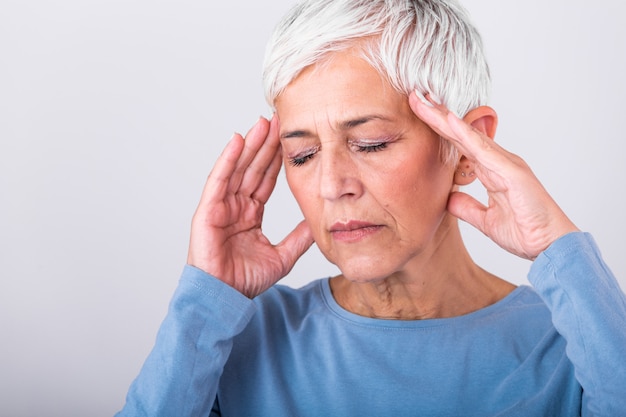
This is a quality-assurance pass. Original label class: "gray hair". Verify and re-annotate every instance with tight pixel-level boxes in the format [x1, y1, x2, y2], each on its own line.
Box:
[262, 0, 491, 163]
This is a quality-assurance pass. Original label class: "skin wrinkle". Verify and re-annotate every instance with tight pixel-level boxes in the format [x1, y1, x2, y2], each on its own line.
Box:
[277, 51, 515, 320]
[345, 212, 458, 320]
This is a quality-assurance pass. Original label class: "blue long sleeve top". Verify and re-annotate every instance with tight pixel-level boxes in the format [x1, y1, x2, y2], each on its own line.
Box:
[116, 232, 626, 416]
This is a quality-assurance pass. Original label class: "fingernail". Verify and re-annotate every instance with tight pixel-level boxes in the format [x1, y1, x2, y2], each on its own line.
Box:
[430, 93, 442, 105]
[414, 89, 434, 108]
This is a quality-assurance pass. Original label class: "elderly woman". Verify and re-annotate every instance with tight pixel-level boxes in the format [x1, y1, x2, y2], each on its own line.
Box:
[117, 0, 626, 416]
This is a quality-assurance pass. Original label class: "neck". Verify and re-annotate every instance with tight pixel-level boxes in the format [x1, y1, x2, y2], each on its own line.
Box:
[329, 216, 516, 320]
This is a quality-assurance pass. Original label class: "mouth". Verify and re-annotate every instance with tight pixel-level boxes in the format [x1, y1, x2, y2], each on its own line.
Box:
[329, 221, 383, 243]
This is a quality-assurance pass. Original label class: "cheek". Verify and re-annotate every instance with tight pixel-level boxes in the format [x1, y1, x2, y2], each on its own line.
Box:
[285, 168, 320, 220]
[289, 187, 329, 248]
[376, 152, 453, 216]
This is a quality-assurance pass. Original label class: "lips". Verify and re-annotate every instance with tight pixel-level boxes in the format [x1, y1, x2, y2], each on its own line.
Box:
[329, 221, 382, 243]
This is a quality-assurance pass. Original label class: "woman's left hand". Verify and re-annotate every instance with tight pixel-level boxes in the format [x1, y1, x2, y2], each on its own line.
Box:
[409, 91, 579, 260]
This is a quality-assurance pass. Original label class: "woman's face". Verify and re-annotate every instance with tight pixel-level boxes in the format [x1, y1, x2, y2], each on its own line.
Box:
[275, 51, 456, 283]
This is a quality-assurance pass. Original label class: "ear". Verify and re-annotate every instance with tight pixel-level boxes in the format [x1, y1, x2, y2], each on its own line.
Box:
[453, 106, 498, 185]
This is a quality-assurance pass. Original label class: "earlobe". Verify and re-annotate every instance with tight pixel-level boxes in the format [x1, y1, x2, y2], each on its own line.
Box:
[452, 106, 498, 186]
[454, 156, 476, 185]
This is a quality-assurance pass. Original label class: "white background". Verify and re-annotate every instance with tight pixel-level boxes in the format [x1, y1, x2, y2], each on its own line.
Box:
[1, 1, 624, 415]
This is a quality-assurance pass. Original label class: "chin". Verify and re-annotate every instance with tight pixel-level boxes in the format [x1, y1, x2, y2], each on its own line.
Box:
[321, 243, 407, 284]
[335, 260, 393, 284]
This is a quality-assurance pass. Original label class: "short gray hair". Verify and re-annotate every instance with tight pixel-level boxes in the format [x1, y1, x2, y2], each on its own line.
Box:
[262, 0, 491, 163]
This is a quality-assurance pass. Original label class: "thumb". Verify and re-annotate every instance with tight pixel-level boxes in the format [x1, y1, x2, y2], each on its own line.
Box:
[447, 191, 487, 234]
[275, 220, 315, 274]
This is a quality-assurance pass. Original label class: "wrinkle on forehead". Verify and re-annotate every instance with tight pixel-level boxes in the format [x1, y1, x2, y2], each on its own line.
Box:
[275, 51, 410, 140]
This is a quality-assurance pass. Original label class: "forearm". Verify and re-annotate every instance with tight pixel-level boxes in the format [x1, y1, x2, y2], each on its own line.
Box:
[529, 232, 626, 416]
[116, 265, 256, 417]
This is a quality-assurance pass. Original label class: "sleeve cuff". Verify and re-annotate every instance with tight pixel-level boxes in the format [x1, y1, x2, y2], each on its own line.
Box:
[529, 232, 596, 287]
[178, 265, 257, 327]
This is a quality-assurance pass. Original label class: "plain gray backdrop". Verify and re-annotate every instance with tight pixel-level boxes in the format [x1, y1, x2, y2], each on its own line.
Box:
[1, 1, 625, 415]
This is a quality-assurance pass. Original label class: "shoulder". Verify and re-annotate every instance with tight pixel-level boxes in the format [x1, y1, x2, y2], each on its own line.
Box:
[249, 278, 331, 328]
[461, 285, 557, 348]
[502, 285, 547, 312]
[487, 285, 552, 327]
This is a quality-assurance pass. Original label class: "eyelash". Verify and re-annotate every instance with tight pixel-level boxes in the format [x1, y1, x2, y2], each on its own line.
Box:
[288, 141, 389, 167]
[289, 153, 315, 167]
[355, 142, 387, 153]
[288, 146, 320, 167]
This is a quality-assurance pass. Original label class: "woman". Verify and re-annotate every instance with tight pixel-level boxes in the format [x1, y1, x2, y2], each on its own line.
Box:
[117, 0, 626, 415]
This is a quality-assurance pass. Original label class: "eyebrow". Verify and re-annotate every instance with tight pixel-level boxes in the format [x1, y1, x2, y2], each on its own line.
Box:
[280, 115, 389, 139]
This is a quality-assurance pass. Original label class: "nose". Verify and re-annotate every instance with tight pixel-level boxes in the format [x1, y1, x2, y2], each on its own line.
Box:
[318, 145, 363, 201]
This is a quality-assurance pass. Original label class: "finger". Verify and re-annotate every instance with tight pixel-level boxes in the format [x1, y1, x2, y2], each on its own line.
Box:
[198, 133, 245, 207]
[445, 111, 514, 172]
[239, 115, 281, 197]
[409, 90, 488, 159]
[275, 220, 314, 275]
[447, 191, 488, 233]
[409, 91, 459, 142]
[227, 117, 271, 194]
[252, 144, 282, 204]
[409, 91, 520, 176]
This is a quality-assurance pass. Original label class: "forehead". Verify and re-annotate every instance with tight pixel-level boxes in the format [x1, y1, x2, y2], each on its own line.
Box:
[274, 51, 411, 131]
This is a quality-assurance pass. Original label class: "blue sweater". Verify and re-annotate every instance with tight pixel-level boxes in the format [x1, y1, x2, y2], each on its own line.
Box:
[117, 233, 626, 416]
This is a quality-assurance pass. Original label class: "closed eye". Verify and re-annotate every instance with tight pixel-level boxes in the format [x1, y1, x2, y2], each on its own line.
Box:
[289, 153, 315, 167]
[288, 146, 319, 167]
[355, 142, 388, 153]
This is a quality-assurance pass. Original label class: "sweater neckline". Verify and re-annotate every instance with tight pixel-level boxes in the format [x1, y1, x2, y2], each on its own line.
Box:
[318, 278, 530, 329]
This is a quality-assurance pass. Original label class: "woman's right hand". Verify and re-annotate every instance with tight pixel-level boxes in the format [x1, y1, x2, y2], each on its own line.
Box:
[187, 116, 314, 298]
